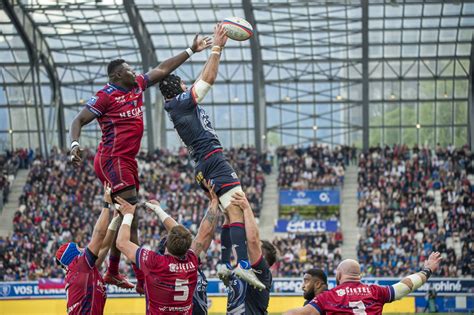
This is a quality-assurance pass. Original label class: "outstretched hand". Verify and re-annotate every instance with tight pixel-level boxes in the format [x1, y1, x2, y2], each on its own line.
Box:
[230, 191, 250, 212]
[115, 196, 136, 215]
[70, 146, 82, 167]
[213, 23, 228, 48]
[103, 182, 112, 204]
[191, 34, 212, 52]
[424, 251, 442, 273]
[202, 179, 219, 207]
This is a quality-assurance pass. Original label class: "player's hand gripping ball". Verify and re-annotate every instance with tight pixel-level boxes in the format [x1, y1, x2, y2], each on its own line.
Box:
[222, 17, 253, 41]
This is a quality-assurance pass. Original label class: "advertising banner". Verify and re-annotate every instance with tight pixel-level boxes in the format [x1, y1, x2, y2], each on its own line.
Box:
[274, 219, 339, 233]
[280, 189, 341, 206]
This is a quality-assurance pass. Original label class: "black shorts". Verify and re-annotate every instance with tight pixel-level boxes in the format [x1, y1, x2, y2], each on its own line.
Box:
[195, 151, 241, 196]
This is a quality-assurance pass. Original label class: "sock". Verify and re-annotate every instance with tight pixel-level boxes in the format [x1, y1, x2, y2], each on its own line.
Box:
[108, 255, 120, 275]
[229, 222, 250, 269]
[132, 263, 145, 285]
[221, 225, 232, 269]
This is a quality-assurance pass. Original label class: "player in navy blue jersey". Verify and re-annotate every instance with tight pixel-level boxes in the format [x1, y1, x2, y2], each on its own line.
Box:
[143, 179, 219, 315]
[224, 192, 277, 314]
[159, 22, 265, 290]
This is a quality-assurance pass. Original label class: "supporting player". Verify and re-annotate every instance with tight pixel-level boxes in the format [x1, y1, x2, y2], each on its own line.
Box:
[159, 22, 264, 289]
[115, 181, 219, 315]
[54, 184, 121, 315]
[223, 192, 277, 314]
[284, 252, 442, 315]
[69, 34, 212, 292]
[144, 179, 220, 315]
[301, 269, 328, 306]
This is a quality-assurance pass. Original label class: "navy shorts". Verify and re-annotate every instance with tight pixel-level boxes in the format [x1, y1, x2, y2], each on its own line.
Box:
[195, 151, 241, 196]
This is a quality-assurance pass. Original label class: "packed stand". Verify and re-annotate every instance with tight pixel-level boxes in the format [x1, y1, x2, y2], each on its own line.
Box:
[272, 231, 343, 277]
[276, 144, 356, 189]
[357, 144, 473, 277]
[0, 147, 266, 281]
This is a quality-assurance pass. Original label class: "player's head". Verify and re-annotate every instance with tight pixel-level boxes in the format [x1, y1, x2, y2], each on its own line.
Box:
[261, 240, 277, 267]
[166, 225, 193, 257]
[107, 58, 136, 86]
[159, 74, 187, 99]
[302, 268, 328, 300]
[336, 259, 361, 285]
[55, 242, 81, 269]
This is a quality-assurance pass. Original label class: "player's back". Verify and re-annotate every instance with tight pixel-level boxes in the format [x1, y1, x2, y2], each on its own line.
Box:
[310, 281, 394, 315]
[164, 88, 222, 162]
[137, 248, 199, 315]
[65, 250, 106, 315]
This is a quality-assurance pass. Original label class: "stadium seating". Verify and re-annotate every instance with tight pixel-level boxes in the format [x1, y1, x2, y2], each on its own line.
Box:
[276, 144, 355, 189]
[0, 147, 266, 280]
[357, 144, 473, 277]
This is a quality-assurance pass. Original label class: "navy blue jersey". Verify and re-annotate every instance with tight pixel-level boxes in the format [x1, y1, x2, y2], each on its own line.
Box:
[226, 257, 272, 314]
[193, 268, 208, 315]
[164, 87, 222, 162]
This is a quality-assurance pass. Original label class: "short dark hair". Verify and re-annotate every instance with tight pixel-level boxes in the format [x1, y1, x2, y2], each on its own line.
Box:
[261, 240, 277, 267]
[107, 59, 126, 77]
[305, 268, 328, 285]
[166, 225, 192, 257]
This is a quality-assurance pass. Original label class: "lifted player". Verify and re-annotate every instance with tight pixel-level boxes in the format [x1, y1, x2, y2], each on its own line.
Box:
[144, 179, 220, 315]
[69, 35, 211, 292]
[54, 184, 121, 315]
[284, 253, 442, 315]
[159, 22, 264, 289]
[224, 192, 277, 314]
[116, 180, 219, 315]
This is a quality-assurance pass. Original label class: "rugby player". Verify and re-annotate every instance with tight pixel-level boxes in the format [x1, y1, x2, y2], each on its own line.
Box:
[224, 192, 277, 314]
[159, 22, 264, 289]
[54, 184, 121, 315]
[302, 269, 328, 306]
[284, 252, 442, 315]
[69, 34, 212, 292]
[143, 179, 220, 315]
[115, 180, 219, 315]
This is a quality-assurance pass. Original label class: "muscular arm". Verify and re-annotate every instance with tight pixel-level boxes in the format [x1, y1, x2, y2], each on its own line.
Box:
[116, 220, 139, 263]
[190, 200, 220, 257]
[96, 215, 121, 268]
[69, 107, 97, 142]
[145, 201, 178, 232]
[146, 52, 190, 86]
[87, 207, 110, 257]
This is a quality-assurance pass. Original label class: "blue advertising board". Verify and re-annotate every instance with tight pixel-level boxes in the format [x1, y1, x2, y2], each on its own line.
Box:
[0, 278, 472, 299]
[280, 189, 340, 206]
[274, 219, 339, 233]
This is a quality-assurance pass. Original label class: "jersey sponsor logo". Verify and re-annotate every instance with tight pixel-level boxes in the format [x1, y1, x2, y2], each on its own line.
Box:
[67, 302, 80, 314]
[115, 95, 127, 104]
[86, 96, 98, 107]
[169, 262, 197, 273]
[231, 172, 238, 179]
[119, 107, 143, 118]
[158, 304, 192, 313]
[336, 287, 371, 297]
[336, 289, 346, 296]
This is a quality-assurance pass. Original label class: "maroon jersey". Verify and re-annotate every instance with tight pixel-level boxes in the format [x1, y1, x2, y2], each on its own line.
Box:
[310, 281, 394, 315]
[65, 248, 106, 315]
[136, 247, 199, 315]
[86, 74, 149, 158]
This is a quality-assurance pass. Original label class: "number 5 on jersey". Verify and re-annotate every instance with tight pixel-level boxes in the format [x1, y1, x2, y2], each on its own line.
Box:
[349, 301, 367, 314]
[174, 279, 189, 301]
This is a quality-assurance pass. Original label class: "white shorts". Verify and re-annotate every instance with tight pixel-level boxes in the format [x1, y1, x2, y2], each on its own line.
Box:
[219, 186, 244, 211]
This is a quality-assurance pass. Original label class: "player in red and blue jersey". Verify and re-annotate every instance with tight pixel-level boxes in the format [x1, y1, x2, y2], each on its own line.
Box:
[284, 252, 442, 315]
[68, 35, 212, 292]
[159, 22, 265, 290]
[115, 179, 220, 315]
[55, 184, 120, 315]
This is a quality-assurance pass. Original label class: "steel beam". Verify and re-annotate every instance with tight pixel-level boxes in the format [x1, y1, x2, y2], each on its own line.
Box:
[243, 0, 266, 153]
[469, 35, 474, 149]
[361, 0, 369, 152]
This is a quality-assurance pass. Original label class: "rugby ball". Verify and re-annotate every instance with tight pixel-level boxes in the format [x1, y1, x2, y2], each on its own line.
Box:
[222, 17, 253, 41]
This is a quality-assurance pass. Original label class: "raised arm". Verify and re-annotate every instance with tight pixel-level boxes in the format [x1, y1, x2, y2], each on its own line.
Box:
[144, 200, 178, 232]
[87, 184, 114, 257]
[146, 34, 211, 86]
[230, 192, 261, 264]
[391, 252, 442, 301]
[116, 197, 139, 262]
[96, 211, 121, 268]
[192, 23, 228, 103]
[191, 180, 220, 257]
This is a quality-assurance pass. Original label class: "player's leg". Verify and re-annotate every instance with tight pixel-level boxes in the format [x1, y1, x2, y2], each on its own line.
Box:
[217, 214, 232, 285]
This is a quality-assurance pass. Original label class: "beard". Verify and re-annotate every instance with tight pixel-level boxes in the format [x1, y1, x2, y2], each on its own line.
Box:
[304, 290, 315, 301]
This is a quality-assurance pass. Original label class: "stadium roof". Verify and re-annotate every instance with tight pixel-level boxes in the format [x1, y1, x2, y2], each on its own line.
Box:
[1, 0, 473, 153]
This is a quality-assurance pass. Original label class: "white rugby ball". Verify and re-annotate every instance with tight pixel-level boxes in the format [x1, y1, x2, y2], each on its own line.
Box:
[222, 17, 253, 41]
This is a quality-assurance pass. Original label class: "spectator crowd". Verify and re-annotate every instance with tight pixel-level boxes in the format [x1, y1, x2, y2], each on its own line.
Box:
[0, 146, 266, 281]
[357, 144, 473, 277]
